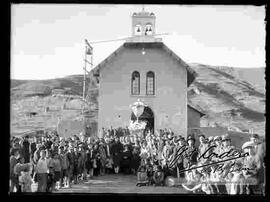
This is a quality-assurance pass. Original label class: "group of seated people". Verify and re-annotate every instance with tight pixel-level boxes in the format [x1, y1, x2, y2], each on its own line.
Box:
[9, 127, 265, 195]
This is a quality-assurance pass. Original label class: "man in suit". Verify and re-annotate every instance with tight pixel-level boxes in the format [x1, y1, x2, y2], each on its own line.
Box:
[111, 137, 123, 174]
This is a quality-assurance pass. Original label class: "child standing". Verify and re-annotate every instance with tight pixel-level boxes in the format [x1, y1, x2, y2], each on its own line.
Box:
[136, 165, 149, 187]
[19, 164, 33, 192]
[153, 165, 164, 186]
[105, 157, 114, 174]
[52, 153, 62, 190]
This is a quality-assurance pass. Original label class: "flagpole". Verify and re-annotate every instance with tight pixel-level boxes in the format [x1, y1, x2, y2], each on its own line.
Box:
[83, 39, 93, 137]
[83, 45, 87, 101]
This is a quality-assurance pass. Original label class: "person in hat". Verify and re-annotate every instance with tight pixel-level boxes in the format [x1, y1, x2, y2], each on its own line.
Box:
[183, 135, 198, 169]
[249, 134, 265, 162]
[250, 133, 265, 195]
[221, 134, 234, 150]
[66, 146, 75, 188]
[172, 136, 186, 178]
[198, 134, 210, 164]
[241, 141, 261, 195]
[208, 136, 214, 145]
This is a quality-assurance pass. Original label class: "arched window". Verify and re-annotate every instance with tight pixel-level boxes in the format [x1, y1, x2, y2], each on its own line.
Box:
[146, 71, 155, 95]
[134, 24, 142, 36]
[145, 24, 153, 36]
[131, 71, 140, 95]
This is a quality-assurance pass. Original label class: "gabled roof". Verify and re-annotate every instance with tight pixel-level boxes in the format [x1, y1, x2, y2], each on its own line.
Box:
[187, 102, 206, 117]
[91, 42, 197, 87]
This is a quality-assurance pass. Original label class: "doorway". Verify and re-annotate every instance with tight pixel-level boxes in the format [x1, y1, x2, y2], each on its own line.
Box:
[131, 106, 154, 133]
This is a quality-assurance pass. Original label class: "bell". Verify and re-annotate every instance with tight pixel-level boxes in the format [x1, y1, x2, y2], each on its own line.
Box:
[137, 27, 141, 32]
[149, 27, 152, 32]
[86, 47, 92, 55]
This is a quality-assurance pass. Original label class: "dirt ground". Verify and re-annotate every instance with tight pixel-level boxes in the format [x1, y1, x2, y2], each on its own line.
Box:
[54, 174, 188, 194]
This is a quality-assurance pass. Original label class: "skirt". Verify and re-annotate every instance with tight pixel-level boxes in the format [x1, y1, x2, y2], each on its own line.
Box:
[54, 171, 61, 182]
[113, 154, 121, 167]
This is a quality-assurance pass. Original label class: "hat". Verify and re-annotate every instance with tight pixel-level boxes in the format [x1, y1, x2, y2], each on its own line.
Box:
[214, 136, 222, 141]
[198, 134, 205, 138]
[242, 141, 255, 150]
[250, 133, 259, 139]
[221, 134, 230, 141]
[208, 136, 214, 142]
[187, 135, 195, 142]
[167, 134, 173, 140]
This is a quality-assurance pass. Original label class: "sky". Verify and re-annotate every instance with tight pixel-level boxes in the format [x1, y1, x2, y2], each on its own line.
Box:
[11, 4, 266, 80]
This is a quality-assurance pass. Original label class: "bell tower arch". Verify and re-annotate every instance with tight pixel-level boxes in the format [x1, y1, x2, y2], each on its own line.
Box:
[131, 9, 156, 37]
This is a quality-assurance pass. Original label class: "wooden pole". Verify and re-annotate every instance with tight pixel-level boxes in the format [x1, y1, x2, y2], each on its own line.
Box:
[177, 166, 180, 180]
[83, 45, 87, 100]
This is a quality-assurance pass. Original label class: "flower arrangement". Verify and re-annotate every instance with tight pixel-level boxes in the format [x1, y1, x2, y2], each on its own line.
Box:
[128, 120, 147, 131]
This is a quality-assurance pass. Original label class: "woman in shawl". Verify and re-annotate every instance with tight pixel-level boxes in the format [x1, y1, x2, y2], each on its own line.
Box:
[91, 143, 100, 176]
[98, 142, 107, 176]
[85, 144, 94, 178]
[130, 146, 141, 175]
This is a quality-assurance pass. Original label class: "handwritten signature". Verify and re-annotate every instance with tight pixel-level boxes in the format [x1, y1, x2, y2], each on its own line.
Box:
[168, 145, 250, 174]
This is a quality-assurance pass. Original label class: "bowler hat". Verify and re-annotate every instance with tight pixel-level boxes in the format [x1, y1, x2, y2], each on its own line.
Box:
[242, 141, 255, 150]
[187, 135, 195, 142]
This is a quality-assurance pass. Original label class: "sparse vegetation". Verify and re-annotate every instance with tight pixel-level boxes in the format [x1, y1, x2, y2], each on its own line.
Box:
[10, 64, 265, 137]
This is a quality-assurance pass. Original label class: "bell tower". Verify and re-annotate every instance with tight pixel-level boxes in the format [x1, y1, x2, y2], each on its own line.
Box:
[127, 7, 162, 43]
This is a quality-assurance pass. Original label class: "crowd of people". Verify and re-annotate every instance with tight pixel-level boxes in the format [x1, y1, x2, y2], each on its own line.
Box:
[9, 127, 265, 195]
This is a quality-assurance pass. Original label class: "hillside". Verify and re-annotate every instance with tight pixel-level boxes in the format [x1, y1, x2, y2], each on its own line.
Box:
[10, 75, 98, 136]
[188, 63, 265, 136]
[10, 64, 265, 136]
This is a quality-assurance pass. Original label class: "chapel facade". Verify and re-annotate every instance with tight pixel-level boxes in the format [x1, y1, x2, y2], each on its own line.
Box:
[91, 9, 204, 137]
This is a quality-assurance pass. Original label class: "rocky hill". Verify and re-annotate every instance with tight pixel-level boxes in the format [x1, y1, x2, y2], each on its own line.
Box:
[188, 63, 265, 136]
[10, 64, 265, 136]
